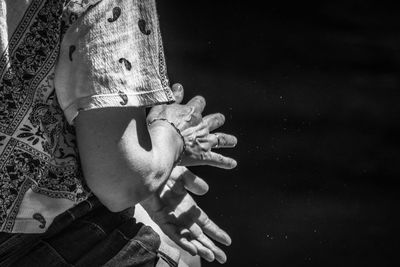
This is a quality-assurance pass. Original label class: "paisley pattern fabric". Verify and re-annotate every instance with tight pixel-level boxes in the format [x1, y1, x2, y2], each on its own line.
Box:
[56, 0, 174, 124]
[0, 0, 173, 233]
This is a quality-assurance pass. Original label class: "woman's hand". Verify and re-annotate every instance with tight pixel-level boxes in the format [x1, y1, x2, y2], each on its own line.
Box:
[180, 113, 238, 169]
[147, 83, 238, 168]
[165, 83, 238, 169]
[146, 85, 205, 132]
[141, 166, 231, 264]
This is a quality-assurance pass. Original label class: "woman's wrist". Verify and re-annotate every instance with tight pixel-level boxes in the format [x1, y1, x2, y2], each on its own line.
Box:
[148, 119, 185, 165]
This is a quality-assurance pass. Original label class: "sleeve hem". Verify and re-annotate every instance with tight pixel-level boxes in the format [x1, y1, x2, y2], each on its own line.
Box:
[64, 88, 175, 125]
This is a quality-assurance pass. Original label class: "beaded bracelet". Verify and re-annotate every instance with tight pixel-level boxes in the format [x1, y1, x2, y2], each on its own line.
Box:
[147, 118, 186, 166]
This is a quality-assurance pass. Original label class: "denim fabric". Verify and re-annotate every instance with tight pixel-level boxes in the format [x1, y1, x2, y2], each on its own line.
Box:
[0, 197, 177, 267]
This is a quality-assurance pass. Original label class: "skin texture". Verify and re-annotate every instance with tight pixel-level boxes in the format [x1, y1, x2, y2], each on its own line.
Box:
[76, 83, 237, 263]
[75, 92, 205, 211]
[180, 115, 237, 168]
[141, 166, 232, 264]
[140, 84, 237, 264]
[155, 84, 238, 169]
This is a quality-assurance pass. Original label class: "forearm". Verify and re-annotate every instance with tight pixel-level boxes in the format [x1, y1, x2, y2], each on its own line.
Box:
[117, 119, 183, 198]
[76, 107, 182, 212]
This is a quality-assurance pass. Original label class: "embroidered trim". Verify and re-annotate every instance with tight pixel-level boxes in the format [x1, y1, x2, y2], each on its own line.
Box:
[0, 0, 42, 76]
[0, 0, 91, 232]
[2, 179, 33, 232]
[0, 0, 64, 134]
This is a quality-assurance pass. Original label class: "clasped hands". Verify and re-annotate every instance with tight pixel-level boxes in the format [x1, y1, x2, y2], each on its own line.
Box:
[143, 84, 237, 263]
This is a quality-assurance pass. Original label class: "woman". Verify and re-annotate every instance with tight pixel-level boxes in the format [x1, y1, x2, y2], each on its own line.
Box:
[0, 0, 237, 265]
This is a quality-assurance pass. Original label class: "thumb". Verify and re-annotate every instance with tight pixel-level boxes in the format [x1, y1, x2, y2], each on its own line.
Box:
[146, 104, 163, 122]
[171, 83, 184, 104]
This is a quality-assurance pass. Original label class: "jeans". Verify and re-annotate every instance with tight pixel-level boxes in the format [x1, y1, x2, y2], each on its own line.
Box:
[0, 197, 178, 267]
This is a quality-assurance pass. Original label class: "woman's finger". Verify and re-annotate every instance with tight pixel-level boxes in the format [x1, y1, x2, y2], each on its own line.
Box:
[169, 166, 186, 180]
[201, 152, 237, 169]
[160, 224, 198, 256]
[195, 207, 232, 246]
[203, 113, 225, 131]
[181, 169, 209, 195]
[171, 83, 184, 104]
[182, 106, 203, 128]
[186, 95, 206, 114]
[175, 235, 198, 256]
[197, 233, 227, 264]
[189, 223, 227, 264]
[190, 239, 215, 262]
[179, 237, 198, 256]
[211, 133, 238, 148]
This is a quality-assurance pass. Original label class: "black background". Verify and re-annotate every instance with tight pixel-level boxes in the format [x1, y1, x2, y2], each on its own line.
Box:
[158, 1, 399, 266]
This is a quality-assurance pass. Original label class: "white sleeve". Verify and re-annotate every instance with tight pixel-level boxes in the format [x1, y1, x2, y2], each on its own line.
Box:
[55, 0, 174, 124]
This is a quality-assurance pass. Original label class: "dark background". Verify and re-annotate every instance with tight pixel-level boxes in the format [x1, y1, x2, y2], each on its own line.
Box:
[158, 1, 399, 266]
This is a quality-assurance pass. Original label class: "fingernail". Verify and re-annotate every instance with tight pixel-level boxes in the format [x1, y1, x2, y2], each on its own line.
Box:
[231, 160, 237, 168]
[204, 249, 215, 262]
[225, 235, 232, 246]
[219, 113, 226, 122]
[217, 253, 227, 264]
[205, 254, 215, 262]
[172, 83, 183, 92]
[232, 136, 238, 147]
